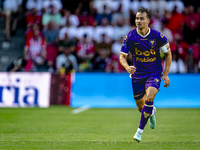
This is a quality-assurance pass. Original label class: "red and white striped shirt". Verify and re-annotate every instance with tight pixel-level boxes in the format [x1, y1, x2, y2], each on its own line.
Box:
[25, 37, 46, 60]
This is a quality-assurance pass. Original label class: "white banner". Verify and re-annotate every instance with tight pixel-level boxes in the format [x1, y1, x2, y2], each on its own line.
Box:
[0, 72, 51, 108]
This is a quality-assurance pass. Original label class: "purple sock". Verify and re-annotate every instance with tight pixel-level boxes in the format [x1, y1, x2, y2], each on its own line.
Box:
[139, 101, 153, 130]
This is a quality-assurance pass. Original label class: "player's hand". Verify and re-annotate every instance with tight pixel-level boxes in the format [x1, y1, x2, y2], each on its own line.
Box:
[126, 66, 136, 74]
[162, 75, 170, 88]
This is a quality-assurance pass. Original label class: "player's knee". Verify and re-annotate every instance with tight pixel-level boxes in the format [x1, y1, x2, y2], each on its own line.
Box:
[146, 95, 154, 102]
[137, 104, 144, 112]
[137, 106, 143, 112]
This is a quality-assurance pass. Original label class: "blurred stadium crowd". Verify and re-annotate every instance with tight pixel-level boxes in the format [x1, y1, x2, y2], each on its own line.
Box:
[0, 0, 200, 73]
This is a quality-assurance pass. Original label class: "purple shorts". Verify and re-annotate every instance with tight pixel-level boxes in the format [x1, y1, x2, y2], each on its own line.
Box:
[132, 74, 161, 100]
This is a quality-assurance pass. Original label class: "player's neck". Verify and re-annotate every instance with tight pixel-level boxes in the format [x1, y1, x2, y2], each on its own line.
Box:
[137, 27, 150, 37]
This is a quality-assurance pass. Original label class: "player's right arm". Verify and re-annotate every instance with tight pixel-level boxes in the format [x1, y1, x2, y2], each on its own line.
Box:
[120, 30, 136, 74]
[120, 53, 136, 74]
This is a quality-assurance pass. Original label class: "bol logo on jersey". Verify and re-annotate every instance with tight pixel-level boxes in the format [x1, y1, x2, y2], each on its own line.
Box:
[135, 48, 156, 62]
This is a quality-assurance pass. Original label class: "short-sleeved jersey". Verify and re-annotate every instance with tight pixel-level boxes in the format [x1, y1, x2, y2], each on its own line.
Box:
[25, 37, 46, 60]
[121, 28, 168, 78]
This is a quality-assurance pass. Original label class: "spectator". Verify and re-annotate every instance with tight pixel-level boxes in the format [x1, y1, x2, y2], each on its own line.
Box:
[59, 20, 77, 41]
[78, 9, 95, 26]
[34, 54, 51, 71]
[105, 54, 124, 73]
[25, 7, 42, 30]
[60, 9, 79, 27]
[77, 0, 95, 27]
[150, 10, 163, 31]
[3, 0, 22, 44]
[164, 6, 184, 35]
[159, 23, 173, 43]
[129, 9, 136, 28]
[43, 21, 59, 44]
[166, 0, 185, 14]
[113, 17, 130, 41]
[93, 0, 113, 23]
[107, 37, 125, 72]
[58, 33, 75, 54]
[94, 17, 114, 43]
[183, 5, 200, 44]
[79, 0, 93, 15]
[42, 5, 61, 29]
[130, 0, 150, 14]
[111, 37, 123, 56]
[25, 0, 43, 30]
[164, 52, 186, 73]
[96, 34, 112, 52]
[111, 0, 130, 25]
[43, 0, 63, 13]
[188, 37, 200, 70]
[75, 34, 95, 72]
[6, 57, 27, 72]
[25, 23, 43, 41]
[76, 20, 94, 41]
[185, 48, 195, 73]
[26, 0, 43, 13]
[92, 46, 111, 72]
[56, 45, 78, 73]
[170, 33, 189, 61]
[93, 33, 112, 71]
[150, 0, 167, 17]
[24, 27, 46, 71]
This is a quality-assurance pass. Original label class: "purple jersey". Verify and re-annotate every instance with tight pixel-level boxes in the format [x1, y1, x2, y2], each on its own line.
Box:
[121, 28, 168, 78]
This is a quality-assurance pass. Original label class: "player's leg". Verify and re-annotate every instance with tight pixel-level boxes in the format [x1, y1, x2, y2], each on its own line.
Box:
[132, 78, 146, 112]
[135, 88, 157, 113]
[147, 87, 158, 129]
[132, 79, 146, 142]
[139, 87, 158, 126]
[135, 95, 145, 112]
[145, 76, 161, 129]
[133, 87, 158, 142]
[139, 87, 158, 130]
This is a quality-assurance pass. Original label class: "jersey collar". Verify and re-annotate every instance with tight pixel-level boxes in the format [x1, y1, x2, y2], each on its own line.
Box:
[136, 27, 151, 38]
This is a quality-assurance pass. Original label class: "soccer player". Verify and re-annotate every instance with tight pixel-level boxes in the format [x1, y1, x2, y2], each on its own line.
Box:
[119, 7, 172, 142]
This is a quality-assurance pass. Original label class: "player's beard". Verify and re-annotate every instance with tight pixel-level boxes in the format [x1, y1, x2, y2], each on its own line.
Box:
[137, 24, 143, 30]
[137, 26, 143, 31]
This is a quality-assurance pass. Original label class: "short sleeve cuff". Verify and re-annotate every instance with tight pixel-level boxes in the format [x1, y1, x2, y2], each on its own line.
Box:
[120, 51, 128, 55]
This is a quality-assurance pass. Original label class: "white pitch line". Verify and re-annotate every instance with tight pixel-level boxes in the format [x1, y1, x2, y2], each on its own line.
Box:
[71, 105, 90, 114]
[0, 140, 200, 142]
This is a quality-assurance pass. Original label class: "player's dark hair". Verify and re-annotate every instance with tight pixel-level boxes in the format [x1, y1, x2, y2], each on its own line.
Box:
[136, 7, 151, 20]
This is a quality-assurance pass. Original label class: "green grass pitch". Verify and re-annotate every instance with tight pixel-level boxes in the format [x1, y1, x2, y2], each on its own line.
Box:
[0, 106, 200, 149]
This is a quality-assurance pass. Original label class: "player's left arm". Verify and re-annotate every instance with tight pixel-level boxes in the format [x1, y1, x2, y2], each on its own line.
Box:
[160, 43, 172, 88]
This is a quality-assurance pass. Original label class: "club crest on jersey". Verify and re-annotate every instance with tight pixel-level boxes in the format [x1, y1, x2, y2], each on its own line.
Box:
[149, 39, 156, 48]
[154, 78, 159, 83]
